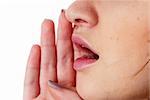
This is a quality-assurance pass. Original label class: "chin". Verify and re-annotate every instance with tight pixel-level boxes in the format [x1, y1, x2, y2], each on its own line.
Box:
[76, 79, 148, 100]
[76, 80, 99, 100]
[75, 65, 148, 100]
[76, 70, 107, 100]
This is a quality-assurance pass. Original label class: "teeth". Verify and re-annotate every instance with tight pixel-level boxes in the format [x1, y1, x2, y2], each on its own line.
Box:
[86, 55, 96, 59]
[74, 43, 99, 60]
[82, 54, 96, 59]
[85, 54, 99, 59]
[81, 45, 86, 48]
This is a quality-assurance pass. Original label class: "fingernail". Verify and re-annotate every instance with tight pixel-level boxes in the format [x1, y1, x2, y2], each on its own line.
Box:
[42, 19, 53, 34]
[44, 18, 49, 22]
[61, 9, 64, 13]
[48, 80, 62, 89]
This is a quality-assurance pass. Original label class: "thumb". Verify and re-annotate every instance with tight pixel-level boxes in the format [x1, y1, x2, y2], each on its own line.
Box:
[47, 80, 82, 100]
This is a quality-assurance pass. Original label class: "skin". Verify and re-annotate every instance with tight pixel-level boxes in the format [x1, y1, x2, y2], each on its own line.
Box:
[65, 0, 150, 99]
[23, 11, 81, 100]
[23, 0, 150, 100]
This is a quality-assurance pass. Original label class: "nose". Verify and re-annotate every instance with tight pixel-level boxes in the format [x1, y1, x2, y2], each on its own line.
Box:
[65, 1, 98, 28]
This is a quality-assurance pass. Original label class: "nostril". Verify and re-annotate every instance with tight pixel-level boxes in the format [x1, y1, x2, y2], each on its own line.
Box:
[75, 18, 88, 23]
[74, 18, 90, 27]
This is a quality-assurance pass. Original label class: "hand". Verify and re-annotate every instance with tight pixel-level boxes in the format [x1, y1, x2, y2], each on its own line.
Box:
[23, 10, 82, 100]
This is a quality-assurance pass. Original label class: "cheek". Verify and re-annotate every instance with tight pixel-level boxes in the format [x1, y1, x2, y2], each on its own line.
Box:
[96, 24, 148, 65]
[94, 3, 148, 65]
[76, 32, 148, 99]
[76, 33, 148, 99]
[94, 15, 148, 76]
[75, 2, 148, 99]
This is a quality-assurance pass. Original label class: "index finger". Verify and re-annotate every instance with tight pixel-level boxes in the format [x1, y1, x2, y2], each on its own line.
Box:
[57, 10, 76, 87]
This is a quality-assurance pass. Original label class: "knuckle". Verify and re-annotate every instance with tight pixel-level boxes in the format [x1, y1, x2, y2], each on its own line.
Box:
[24, 78, 37, 86]
[59, 54, 73, 65]
[41, 43, 55, 48]
[24, 68, 39, 86]
[41, 61, 56, 70]
[58, 80, 74, 87]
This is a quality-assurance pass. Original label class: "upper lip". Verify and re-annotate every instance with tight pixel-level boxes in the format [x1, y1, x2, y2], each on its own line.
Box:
[72, 34, 99, 60]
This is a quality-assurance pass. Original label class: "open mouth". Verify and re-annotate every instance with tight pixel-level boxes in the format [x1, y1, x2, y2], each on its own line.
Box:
[72, 35, 99, 70]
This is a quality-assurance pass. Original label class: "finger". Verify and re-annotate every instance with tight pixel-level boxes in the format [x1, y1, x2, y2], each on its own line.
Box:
[23, 45, 41, 100]
[47, 80, 82, 100]
[40, 19, 57, 91]
[57, 10, 76, 87]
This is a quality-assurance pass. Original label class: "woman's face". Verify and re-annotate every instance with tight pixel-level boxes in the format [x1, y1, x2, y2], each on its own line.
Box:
[66, 0, 149, 99]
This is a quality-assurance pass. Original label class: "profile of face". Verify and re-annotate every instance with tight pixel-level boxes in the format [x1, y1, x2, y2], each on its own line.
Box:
[65, 0, 150, 99]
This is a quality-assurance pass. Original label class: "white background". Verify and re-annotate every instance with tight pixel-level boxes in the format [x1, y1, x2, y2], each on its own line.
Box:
[0, 0, 74, 99]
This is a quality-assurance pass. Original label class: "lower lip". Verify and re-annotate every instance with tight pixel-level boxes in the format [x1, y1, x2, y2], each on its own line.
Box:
[73, 57, 97, 71]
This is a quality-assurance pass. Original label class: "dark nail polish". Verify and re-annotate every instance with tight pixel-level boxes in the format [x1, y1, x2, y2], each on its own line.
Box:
[61, 9, 64, 13]
[48, 80, 62, 89]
